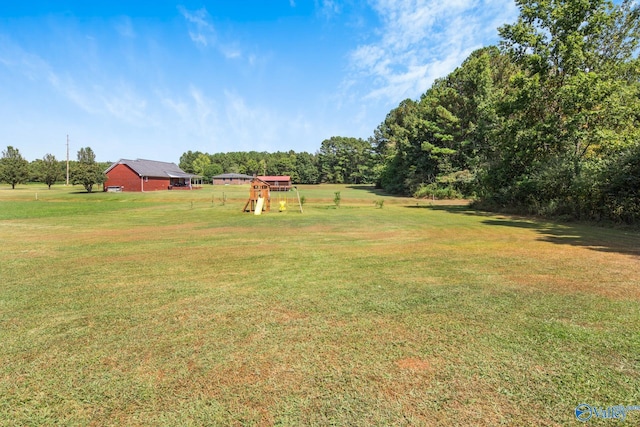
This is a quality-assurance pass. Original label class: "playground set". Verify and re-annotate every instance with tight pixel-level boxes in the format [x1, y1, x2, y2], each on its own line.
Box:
[243, 177, 303, 215]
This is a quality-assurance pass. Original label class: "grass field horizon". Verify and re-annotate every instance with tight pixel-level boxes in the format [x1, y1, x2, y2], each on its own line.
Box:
[1, 183, 639, 425]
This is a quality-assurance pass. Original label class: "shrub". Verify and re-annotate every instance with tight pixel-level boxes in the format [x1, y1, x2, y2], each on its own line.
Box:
[413, 183, 462, 200]
[334, 191, 341, 208]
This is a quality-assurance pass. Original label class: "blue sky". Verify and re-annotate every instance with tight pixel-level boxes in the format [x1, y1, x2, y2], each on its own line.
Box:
[1, 1, 518, 163]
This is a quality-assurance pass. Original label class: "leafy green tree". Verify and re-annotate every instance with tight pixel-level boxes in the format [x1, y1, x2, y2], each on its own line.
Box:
[295, 152, 319, 184]
[179, 150, 203, 174]
[191, 153, 212, 177]
[210, 152, 240, 173]
[374, 48, 516, 197]
[0, 146, 29, 189]
[242, 158, 260, 176]
[599, 144, 640, 223]
[317, 136, 374, 184]
[71, 147, 104, 193]
[490, 0, 640, 214]
[258, 159, 267, 176]
[270, 151, 298, 181]
[204, 163, 223, 181]
[35, 154, 63, 189]
[372, 99, 419, 193]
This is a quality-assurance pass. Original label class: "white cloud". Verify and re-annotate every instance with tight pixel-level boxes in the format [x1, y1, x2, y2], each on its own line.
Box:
[159, 85, 219, 142]
[219, 43, 242, 59]
[347, 0, 518, 104]
[316, 0, 342, 18]
[101, 84, 150, 125]
[0, 34, 154, 131]
[115, 16, 136, 38]
[177, 6, 256, 63]
[159, 88, 317, 154]
[50, 75, 100, 114]
[223, 91, 281, 149]
[178, 6, 216, 47]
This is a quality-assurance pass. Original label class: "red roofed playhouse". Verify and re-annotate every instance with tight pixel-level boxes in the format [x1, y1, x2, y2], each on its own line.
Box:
[104, 159, 200, 192]
[257, 175, 291, 191]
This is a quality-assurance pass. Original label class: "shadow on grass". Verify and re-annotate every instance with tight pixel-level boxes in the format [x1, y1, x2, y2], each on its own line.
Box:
[345, 185, 392, 196]
[422, 204, 640, 258]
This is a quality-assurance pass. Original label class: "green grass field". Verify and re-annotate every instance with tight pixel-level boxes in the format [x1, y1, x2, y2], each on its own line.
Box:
[1, 183, 639, 426]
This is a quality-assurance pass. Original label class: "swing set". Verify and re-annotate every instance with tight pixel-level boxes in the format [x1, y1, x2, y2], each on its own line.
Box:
[275, 188, 303, 213]
[243, 178, 303, 214]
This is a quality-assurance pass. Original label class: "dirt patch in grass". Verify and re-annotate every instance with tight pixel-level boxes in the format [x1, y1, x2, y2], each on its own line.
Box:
[505, 272, 640, 300]
[395, 357, 436, 372]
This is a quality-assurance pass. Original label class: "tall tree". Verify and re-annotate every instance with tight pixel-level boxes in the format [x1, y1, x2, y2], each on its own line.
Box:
[179, 150, 203, 174]
[489, 0, 640, 212]
[317, 136, 375, 185]
[191, 153, 212, 177]
[373, 99, 420, 193]
[295, 152, 319, 184]
[71, 147, 104, 193]
[0, 146, 29, 189]
[375, 47, 516, 196]
[36, 154, 63, 189]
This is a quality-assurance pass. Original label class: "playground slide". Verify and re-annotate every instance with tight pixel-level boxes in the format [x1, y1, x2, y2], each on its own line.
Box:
[254, 197, 264, 215]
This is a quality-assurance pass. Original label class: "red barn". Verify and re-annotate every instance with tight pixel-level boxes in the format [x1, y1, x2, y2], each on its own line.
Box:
[104, 159, 198, 192]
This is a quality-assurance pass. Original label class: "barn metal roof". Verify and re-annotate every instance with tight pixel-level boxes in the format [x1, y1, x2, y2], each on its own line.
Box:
[105, 159, 196, 178]
[212, 173, 254, 179]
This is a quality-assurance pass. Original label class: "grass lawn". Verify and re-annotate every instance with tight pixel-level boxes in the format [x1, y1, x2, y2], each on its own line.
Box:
[1, 183, 639, 426]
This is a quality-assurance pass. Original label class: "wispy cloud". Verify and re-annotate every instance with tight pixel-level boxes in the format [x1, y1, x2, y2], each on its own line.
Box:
[114, 16, 136, 38]
[316, 0, 342, 19]
[347, 0, 517, 104]
[178, 6, 216, 47]
[160, 88, 314, 153]
[1, 36, 152, 125]
[101, 83, 150, 125]
[177, 6, 252, 61]
[160, 85, 219, 140]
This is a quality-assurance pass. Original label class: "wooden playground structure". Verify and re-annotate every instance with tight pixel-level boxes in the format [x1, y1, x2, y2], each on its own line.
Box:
[243, 178, 271, 213]
[243, 177, 303, 214]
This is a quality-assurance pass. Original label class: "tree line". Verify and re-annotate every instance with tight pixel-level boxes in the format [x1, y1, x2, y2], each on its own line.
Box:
[178, 136, 377, 185]
[0, 146, 109, 192]
[373, 0, 639, 222]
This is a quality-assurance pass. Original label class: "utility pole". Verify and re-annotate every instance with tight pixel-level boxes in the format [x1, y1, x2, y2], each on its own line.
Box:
[66, 135, 70, 186]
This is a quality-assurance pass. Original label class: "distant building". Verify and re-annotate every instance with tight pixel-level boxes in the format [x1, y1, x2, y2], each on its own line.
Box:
[212, 173, 253, 185]
[104, 159, 199, 192]
[258, 175, 291, 191]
